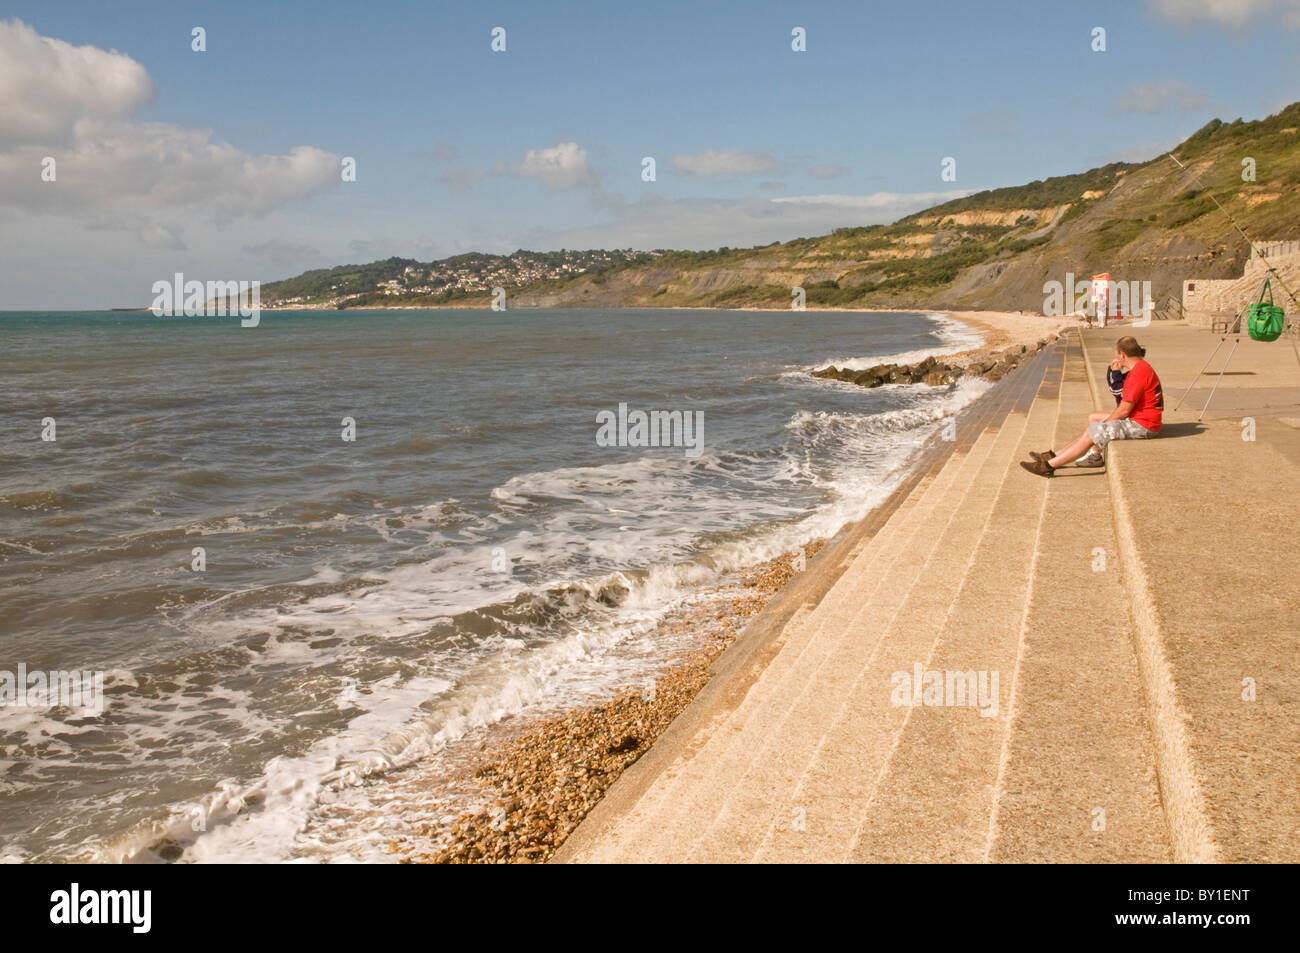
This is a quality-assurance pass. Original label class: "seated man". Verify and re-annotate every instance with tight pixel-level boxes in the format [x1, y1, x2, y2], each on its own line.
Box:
[1021, 336, 1162, 477]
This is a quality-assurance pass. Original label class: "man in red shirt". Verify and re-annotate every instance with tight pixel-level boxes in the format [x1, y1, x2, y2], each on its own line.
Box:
[1021, 336, 1162, 477]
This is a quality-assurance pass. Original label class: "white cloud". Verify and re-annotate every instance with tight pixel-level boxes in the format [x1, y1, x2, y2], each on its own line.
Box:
[1108, 80, 1210, 116]
[669, 150, 776, 177]
[1150, 0, 1300, 27]
[512, 141, 595, 189]
[135, 222, 187, 250]
[80, 215, 188, 250]
[0, 127, 339, 218]
[437, 141, 598, 192]
[0, 19, 156, 145]
[0, 20, 340, 229]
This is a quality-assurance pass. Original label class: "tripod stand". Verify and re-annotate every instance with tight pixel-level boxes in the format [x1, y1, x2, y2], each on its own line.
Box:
[1173, 276, 1300, 421]
[1173, 311, 1245, 421]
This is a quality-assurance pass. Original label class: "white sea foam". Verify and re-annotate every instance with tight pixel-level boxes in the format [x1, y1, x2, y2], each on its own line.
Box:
[7, 309, 1002, 864]
[89, 373, 994, 864]
[99, 576, 714, 863]
[805, 311, 984, 372]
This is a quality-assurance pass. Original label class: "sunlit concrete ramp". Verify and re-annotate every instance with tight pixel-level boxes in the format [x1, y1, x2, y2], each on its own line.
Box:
[553, 324, 1299, 864]
[1079, 324, 1300, 863]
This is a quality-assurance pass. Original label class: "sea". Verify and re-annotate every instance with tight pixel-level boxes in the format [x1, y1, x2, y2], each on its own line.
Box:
[0, 307, 987, 862]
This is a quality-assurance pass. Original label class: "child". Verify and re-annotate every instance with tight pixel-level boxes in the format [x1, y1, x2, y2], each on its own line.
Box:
[1107, 357, 1128, 406]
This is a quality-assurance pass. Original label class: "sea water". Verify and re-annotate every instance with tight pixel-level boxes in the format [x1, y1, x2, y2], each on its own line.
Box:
[0, 307, 984, 862]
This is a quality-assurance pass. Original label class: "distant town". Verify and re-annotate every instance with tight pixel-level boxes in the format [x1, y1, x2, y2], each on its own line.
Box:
[261, 248, 660, 308]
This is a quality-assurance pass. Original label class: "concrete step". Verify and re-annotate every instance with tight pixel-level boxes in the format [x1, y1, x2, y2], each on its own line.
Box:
[694, 362, 1057, 862]
[749, 347, 1063, 862]
[783, 340, 1062, 650]
[774, 362, 1042, 651]
[579, 425, 1005, 862]
[771, 439, 983, 668]
[554, 345, 1063, 864]
[988, 330, 1172, 862]
[836, 343, 1065, 862]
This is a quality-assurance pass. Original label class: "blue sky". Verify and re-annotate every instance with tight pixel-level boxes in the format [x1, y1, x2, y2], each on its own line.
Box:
[3, 0, 1299, 307]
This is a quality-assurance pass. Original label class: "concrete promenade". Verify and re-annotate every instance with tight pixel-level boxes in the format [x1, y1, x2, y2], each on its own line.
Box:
[554, 323, 1300, 864]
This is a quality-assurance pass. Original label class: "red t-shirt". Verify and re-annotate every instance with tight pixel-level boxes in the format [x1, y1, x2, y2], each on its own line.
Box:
[1121, 359, 1163, 432]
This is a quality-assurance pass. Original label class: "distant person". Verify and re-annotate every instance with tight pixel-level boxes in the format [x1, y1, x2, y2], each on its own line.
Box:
[1021, 336, 1162, 476]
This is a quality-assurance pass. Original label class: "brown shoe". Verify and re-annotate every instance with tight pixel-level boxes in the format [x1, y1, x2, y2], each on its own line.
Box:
[1020, 458, 1054, 478]
[1030, 450, 1056, 466]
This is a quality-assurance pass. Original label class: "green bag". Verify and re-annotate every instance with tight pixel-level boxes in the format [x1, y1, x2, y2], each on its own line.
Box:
[1247, 279, 1285, 342]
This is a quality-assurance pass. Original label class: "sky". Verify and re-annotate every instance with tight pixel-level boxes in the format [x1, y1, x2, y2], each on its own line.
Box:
[3, 0, 1300, 308]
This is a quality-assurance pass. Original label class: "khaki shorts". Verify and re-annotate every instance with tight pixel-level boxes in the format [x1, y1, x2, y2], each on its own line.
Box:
[1088, 418, 1154, 451]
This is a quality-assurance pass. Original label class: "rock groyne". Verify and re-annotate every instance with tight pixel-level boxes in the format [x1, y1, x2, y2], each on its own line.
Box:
[811, 336, 1058, 388]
